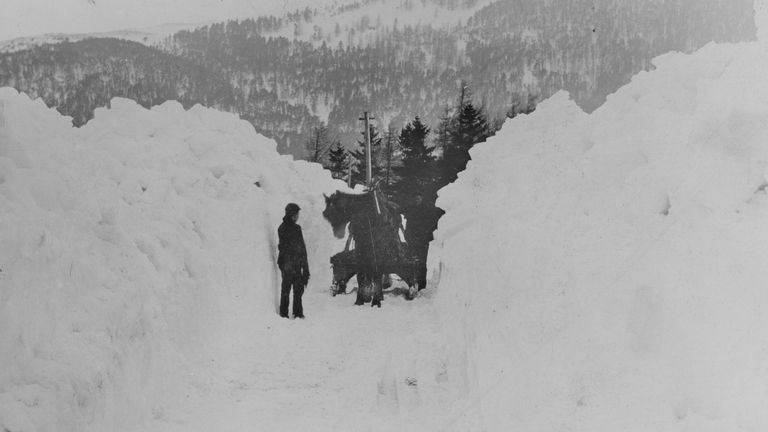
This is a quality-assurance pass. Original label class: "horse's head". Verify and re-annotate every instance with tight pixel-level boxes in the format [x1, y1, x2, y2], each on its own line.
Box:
[322, 192, 352, 239]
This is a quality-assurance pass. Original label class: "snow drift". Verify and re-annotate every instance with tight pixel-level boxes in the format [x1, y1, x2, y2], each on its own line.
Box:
[0, 90, 344, 432]
[432, 25, 768, 432]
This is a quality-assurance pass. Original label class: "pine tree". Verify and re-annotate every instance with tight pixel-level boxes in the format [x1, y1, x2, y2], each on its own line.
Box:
[394, 116, 435, 202]
[326, 141, 349, 181]
[395, 117, 443, 292]
[441, 101, 490, 184]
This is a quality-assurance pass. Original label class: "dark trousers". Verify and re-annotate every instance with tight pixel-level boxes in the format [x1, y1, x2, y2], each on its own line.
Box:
[280, 270, 304, 317]
[411, 243, 429, 290]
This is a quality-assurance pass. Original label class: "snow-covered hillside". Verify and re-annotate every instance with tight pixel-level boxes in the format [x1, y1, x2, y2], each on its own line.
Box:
[0, 0, 360, 49]
[0, 89, 347, 431]
[263, 0, 494, 48]
[0, 0, 492, 53]
[0, 23, 206, 53]
[431, 12, 768, 432]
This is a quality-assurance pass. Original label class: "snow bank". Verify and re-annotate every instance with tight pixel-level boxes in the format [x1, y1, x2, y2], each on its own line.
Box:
[757, 0, 768, 40]
[0, 90, 344, 432]
[432, 36, 768, 430]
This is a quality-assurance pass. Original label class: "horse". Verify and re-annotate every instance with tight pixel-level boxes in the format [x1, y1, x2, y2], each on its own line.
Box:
[323, 187, 411, 306]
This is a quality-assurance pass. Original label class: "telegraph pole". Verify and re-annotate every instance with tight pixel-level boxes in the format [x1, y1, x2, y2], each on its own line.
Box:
[347, 151, 353, 188]
[385, 126, 393, 188]
[359, 111, 375, 185]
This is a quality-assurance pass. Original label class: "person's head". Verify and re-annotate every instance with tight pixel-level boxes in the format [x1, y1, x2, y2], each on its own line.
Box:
[285, 202, 300, 221]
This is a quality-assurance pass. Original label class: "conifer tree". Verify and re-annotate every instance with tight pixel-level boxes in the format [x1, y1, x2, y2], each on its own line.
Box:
[441, 101, 490, 184]
[394, 116, 436, 201]
[326, 141, 349, 181]
[396, 117, 443, 292]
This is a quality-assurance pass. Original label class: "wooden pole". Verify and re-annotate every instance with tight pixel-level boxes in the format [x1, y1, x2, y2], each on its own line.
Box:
[385, 127, 392, 188]
[359, 111, 375, 185]
[347, 151, 353, 188]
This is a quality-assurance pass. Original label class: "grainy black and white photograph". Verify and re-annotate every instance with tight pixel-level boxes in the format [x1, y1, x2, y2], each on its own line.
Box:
[1, 0, 767, 431]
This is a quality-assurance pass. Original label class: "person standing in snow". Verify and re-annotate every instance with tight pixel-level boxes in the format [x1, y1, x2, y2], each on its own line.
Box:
[277, 203, 310, 318]
[403, 192, 443, 290]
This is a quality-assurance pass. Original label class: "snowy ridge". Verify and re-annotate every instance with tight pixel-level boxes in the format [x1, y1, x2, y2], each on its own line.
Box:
[0, 23, 205, 53]
[0, 0, 491, 53]
[0, 89, 345, 431]
[431, 35, 768, 430]
[0, 0, 358, 49]
[265, 0, 493, 48]
[758, 0, 768, 40]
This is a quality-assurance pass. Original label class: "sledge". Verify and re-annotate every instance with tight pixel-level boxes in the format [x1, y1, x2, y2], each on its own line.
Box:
[327, 199, 421, 300]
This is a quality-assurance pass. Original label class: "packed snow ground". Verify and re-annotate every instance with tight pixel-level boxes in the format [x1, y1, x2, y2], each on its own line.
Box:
[136, 289, 453, 432]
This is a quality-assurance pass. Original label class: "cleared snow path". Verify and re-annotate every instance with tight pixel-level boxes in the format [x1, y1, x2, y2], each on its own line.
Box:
[134, 285, 455, 432]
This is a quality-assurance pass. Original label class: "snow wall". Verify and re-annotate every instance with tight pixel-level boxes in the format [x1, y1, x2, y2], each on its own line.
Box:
[0, 89, 345, 432]
[431, 36, 768, 431]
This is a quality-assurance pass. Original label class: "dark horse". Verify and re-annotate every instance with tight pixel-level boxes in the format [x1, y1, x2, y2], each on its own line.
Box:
[323, 188, 413, 307]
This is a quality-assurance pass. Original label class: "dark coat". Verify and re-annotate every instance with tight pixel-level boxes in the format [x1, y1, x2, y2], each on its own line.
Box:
[278, 216, 309, 276]
[404, 203, 443, 245]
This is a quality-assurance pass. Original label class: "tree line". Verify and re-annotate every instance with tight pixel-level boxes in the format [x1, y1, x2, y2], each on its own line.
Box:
[307, 82, 536, 258]
[0, 0, 754, 160]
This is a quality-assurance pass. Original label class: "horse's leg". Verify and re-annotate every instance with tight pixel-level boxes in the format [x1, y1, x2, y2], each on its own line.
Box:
[355, 272, 370, 305]
[371, 274, 383, 308]
[354, 273, 365, 305]
[366, 273, 376, 303]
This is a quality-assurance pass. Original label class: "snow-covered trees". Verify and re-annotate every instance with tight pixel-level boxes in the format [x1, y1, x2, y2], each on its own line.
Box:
[0, 0, 753, 159]
[304, 124, 331, 163]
